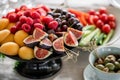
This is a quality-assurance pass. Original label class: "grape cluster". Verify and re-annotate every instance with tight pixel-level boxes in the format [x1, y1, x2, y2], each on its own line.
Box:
[48, 9, 83, 32]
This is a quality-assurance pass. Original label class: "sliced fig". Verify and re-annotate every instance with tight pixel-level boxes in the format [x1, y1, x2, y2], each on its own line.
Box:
[55, 32, 66, 37]
[67, 28, 82, 40]
[34, 46, 52, 60]
[48, 33, 58, 42]
[33, 28, 48, 40]
[23, 35, 39, 48]
[53, 37, 65, 53]
[64, 31, 78, 47]
[39, 38, 52, 49]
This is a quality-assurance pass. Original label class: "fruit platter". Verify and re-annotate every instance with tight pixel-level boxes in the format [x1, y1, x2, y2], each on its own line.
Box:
[0, 4, 117, 79]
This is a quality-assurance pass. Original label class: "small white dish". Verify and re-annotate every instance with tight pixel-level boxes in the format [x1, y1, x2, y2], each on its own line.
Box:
[83, 65, 100, 80]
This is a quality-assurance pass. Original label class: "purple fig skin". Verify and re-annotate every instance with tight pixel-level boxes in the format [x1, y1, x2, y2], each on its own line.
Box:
[25, 41, 39, 48]
[23, 35, 40, 48]
[39, 38, 52, 49]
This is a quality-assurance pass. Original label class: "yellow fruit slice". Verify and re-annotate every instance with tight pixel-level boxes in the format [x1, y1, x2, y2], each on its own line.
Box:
[0, 33, 14, 45]
[6, 22, 16, 30]
[14, 30, 29, 47]
[0, 42, 19, 56]
[18, 46, 34, 60]
[0, 18, 9, 30]
[0, 29, 10, 42]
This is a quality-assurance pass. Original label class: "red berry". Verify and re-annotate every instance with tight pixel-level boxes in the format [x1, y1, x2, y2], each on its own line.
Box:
[42, 16, 53, 25]
[93, 15, 99, 23]
[87, 15, 94, 24]
[8, 13, 17, 22]
[36, 8, 47, 16]
[108, 14, 115, 21]
[99, 7, 107, 14]
[20, 5, 27, 10]
[95, 11, 100, 17]
[102, 24, 111, 34]
[24, 10, 31, 17]
[96, 20, 104, 29]
[15, 8, 20, 13]
[10, 26, 18, 34]
[33, 19, 41, 23]
[19, 16, 27, 23]
[40, 5, 51, 12]
[109, 21, 116, 29]
[88, 9, 95, 15]
[26, 17, 33, 25]
[16, 21, 22, 30]
[48, 21, 58, 30]
[100, 13, 108, 23]
[16, 11, 23, 18]
[34, 23, 44, 30]
[22, 23, 31, 33]
[31, 11, 40, 19]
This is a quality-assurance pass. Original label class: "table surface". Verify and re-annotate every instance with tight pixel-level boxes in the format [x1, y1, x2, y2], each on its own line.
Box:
[0, 0, 120, 80]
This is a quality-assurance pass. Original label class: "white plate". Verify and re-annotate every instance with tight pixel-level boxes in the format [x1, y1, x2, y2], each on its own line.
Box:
[83, 65, 100, 80]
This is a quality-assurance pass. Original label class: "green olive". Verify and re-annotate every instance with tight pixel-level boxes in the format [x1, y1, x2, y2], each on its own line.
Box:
[105, 55, 116, 62]
[114, 61, 120, 69]
[95, 64, 105, 70]
[117, 58, 120, 62]
[97, 58, 104, 64]
[105, 63, 115, 71]
[103, 67, 109, 72]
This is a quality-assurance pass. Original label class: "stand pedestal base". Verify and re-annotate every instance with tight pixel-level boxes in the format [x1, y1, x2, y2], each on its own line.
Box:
[14, 59, 62, 79]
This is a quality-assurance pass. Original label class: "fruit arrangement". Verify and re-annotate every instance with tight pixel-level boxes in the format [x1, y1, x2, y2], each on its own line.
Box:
[0, 5, 116, 60]
[95, 54, 120, 73]
[0, 5, 83, 60]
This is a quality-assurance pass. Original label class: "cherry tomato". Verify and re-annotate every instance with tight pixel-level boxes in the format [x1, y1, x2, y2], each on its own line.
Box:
[88, 9, 95, 15]
[102, 24, 111, 34]
[96, 19, 104, 29]
[87, 15, 94, 24]
[108, 14, 115, 21]
[93, 15, 99, 23]
[99, 7, 107, 14]
[100, 13, 108, 23]
[95, 11, 100, 17]
[109, 21, 116, 29]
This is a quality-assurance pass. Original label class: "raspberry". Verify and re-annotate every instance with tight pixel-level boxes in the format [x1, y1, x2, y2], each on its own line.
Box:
[24, 10, 31, 17]
[16, 21, 22, 30]
[42, 16, 53, 25]
[8, 13, 17, 22]
[48, 21, 58, 30]
[36, 8, 46, 16]
[34, 23, 44, 30]
[10, 26, 18, 34]
[15, 8, 20, 13]
[31, 11, 40, 19]
[19, 16, 27, 23]
[16, 11, 23, 19]
[40, 5, 51, 12]
[22, 23, 31, 33]
[26, 17, 33, 25]
[33, 19, 41, 24]
[20, 5, 27, 10]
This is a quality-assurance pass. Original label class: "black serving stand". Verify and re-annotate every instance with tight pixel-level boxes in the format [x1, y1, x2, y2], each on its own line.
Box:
[5, 52, 66, 79]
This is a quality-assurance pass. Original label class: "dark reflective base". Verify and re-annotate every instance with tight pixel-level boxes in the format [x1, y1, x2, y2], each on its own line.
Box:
[14, 59, 62, 79]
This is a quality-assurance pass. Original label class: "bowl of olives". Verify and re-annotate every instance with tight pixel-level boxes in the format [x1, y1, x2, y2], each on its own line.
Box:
[89, 46, 120, 80]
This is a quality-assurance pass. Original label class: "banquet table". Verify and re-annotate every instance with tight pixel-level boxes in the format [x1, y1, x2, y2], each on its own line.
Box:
[0, 0, 120, 80]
